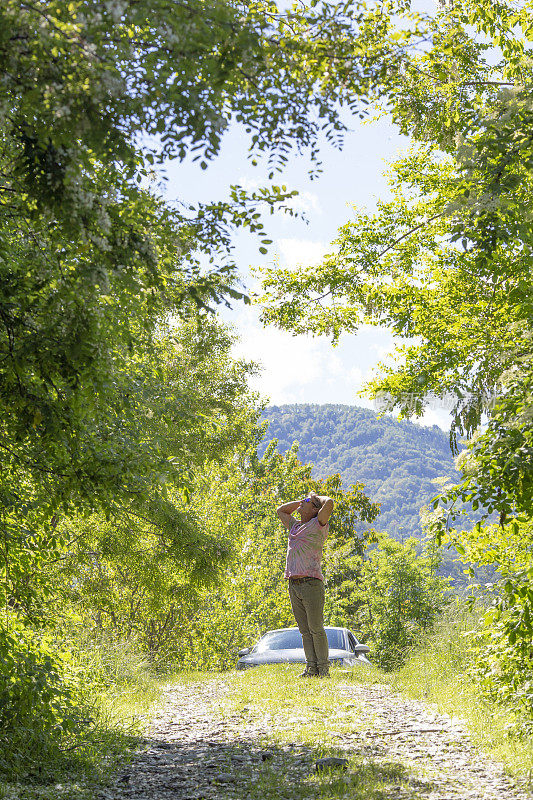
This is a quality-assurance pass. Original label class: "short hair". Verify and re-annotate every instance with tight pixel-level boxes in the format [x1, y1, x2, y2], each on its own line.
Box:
[310, 493, 323, 512]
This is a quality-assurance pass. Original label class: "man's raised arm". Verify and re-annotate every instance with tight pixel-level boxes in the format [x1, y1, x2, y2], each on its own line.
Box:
[276, 500, 300, 530]
[316, 496, 334, 526]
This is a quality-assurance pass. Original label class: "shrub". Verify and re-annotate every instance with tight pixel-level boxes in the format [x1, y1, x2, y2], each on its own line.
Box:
[352, 534, 450, 671]
[469, 587, 533, 730]
[0, 619, 88, 776]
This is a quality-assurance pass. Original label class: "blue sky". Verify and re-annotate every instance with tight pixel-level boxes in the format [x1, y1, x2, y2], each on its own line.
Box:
[161, 81, 452, 430]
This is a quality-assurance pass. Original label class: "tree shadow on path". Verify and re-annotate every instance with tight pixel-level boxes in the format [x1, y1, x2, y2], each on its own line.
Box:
[103, 733, 437, 800]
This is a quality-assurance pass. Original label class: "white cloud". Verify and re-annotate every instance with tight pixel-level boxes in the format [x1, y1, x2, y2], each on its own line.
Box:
[417, 406, 452, 431]
[346, 365, 365, 384]
[224, 285, 449, 431]
[277, 238, 328, 269]
[229, 304, 398, 410]
[236, 176, 263, 192]
[285, 191, 321, 216]
[231, 306, 327, 404]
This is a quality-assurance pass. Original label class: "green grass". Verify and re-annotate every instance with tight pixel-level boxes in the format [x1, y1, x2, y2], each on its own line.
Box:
[220, 664, 426, 799]
[0, 629, 215, 800]
[385, 606, 533, 783]
[0, 675, 162, 800]
[244, 755, 413, 800]
[0, 661, 227, 800]
[224, 642, 533, 793]
[4, 617, 532, 800]
[227, 662, 382, 748]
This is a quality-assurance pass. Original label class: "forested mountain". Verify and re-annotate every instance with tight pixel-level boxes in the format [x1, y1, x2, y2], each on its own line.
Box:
[261, 404, 457, 539]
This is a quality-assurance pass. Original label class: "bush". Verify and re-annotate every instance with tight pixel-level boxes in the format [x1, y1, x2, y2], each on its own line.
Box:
[352, 534, 450, 671]
[443, 519, 533, 729]
[0, 620, 88, 776]
[470, 591, 533, 730]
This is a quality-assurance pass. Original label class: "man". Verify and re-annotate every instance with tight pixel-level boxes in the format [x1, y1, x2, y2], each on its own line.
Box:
[276, 493, 334, 677]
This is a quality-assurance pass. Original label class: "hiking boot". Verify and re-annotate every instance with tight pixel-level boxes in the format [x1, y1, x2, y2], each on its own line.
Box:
[317, 668, 330, 678]
[298, 667, 319, 678]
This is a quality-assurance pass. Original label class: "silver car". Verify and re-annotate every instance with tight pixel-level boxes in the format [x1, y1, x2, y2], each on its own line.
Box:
[237, 626, 371, 670]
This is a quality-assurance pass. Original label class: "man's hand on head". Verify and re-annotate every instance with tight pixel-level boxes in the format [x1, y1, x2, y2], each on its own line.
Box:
[317, 496, 334, 526]
[276, 499, 301, 530]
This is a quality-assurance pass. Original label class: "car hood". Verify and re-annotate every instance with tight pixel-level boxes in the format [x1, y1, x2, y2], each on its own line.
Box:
[239, 647, 351, 665]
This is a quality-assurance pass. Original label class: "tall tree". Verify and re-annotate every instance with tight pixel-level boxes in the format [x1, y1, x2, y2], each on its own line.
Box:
[0, 0, 424, 556]
[259, 0, 533, 524]
[258, 0, 533, 716]
[42, 318, 259, 639]
[2, 317, 259, 620]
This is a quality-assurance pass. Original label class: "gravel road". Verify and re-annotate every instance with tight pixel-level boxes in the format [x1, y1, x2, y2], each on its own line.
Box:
[99, 676, 532, 800]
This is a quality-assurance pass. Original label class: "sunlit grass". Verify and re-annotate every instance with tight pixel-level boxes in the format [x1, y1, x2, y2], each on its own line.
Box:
[227, 662, 382, 746]
[5, 624, 532, 799]
[386, 607, 533, 783]
[3, 666, 226, 800]
[246, 756, 413, 800]
[0, 630, 217, 800]
[224, 641, 533, 790]
[3, 657, 230, 800]
[221, 663, 431, 799]
[96, 666, 217, 731]
[227, 664, 380, 751]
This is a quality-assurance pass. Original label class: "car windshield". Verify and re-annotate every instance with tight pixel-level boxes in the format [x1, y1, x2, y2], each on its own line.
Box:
[254, 628, 345, 652]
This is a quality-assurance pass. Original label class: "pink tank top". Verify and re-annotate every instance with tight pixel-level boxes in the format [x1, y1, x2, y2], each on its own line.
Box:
[284, 517, 329, 581]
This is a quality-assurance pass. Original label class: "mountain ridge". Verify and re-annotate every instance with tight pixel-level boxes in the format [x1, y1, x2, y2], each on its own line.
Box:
[260, 403, 459, 539]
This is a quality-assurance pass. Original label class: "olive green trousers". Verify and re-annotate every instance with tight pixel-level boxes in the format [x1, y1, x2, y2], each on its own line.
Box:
[288, 577, 329, 674]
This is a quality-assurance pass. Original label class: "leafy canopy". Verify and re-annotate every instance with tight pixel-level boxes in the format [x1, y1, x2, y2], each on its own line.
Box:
[0, 0, 428, 530]
[258, 0, 533, 720]
[259, 1, 533, 520]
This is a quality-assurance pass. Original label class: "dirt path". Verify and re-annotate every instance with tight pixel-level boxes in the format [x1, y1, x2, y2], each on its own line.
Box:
[98, 677, 532, 800]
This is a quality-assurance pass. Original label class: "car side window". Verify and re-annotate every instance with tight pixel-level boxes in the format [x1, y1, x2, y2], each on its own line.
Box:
[347, 633, 358, 652]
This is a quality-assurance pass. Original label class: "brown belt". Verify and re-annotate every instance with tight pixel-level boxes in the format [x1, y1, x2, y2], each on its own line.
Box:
[289, 576, 316, 584]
